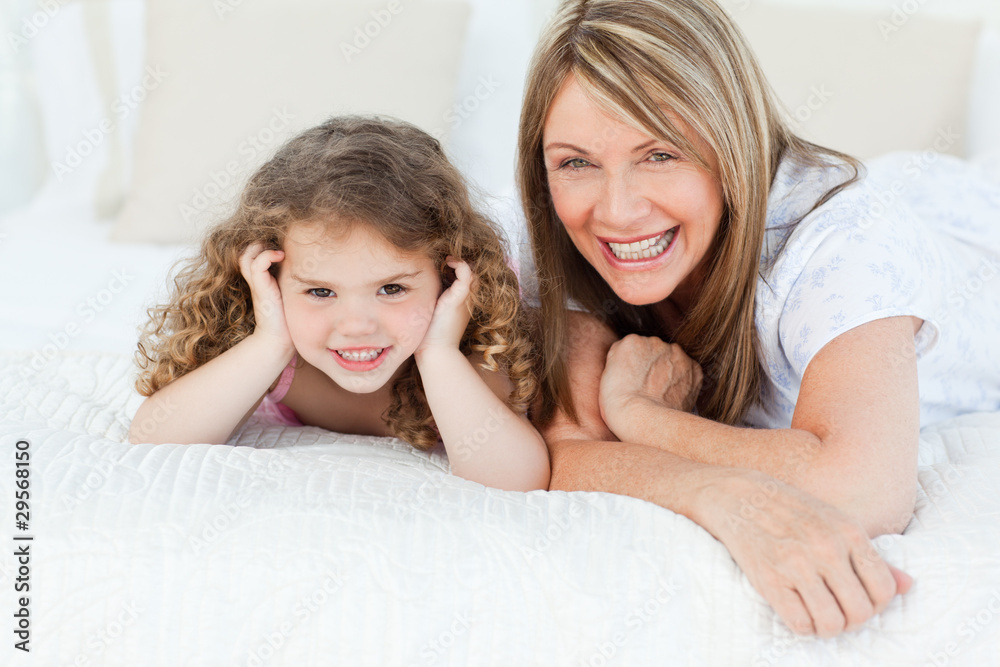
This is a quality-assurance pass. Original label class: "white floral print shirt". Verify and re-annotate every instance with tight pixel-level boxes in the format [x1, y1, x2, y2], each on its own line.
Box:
[744, 152, 1000, 429]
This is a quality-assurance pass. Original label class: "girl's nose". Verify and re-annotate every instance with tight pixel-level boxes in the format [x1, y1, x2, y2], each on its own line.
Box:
[335, 303, 378, 337]
[593, 171, 652, 230]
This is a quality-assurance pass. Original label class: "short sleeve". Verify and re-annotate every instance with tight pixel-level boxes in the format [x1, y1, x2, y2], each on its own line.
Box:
[773, 184, 944, 379]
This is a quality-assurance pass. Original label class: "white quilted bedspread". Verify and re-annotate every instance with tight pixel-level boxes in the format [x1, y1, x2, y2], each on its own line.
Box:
[1, 352, 999, 666]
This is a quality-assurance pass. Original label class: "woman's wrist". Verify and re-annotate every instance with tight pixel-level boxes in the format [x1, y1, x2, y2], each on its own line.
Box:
[609, 394, 677, 445]
[687, 466, 775, 543]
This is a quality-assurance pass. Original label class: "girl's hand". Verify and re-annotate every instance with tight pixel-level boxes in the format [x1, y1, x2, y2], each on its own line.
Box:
[238, 243, 293, 351]
[598, 334, 703, 440]
[415, 257, 476, 357]
[705, 469, 912, 637]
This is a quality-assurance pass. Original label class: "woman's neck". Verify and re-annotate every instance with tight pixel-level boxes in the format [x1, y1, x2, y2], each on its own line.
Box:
[656, 262, 707, 333]
[652, 298, 686, 337]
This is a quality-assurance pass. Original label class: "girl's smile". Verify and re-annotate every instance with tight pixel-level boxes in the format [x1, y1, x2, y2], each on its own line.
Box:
[277, 222, 441, 393]
[330, 346, 391, 371]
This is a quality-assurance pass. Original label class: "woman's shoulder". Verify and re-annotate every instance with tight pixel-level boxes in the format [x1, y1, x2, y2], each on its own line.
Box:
[760, 153, 929, 276]
[755, 153, 957, 376]
[765, 155, 869, 241]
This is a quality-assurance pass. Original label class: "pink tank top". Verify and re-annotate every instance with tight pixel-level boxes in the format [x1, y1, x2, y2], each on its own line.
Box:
[255, 355, 302, 426]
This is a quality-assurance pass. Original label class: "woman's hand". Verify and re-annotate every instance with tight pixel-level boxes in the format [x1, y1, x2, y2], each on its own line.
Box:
[415, 257, 476, 357]
[598, 334, 703, 440]
[704, 468, 913, 638]
[238, 243, 293, 352]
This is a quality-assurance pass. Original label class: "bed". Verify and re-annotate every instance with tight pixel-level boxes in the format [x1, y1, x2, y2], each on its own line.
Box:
[2, 1, 999, 665]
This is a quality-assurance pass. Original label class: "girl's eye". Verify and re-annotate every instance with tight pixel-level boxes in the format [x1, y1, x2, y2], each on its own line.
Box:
[308, 288, 334, 298]
[561, 157, 591, 169]
[378, 284, 406, 296]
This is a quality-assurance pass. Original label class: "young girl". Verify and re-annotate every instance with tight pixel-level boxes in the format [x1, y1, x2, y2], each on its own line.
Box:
[129, 116, 549, 492]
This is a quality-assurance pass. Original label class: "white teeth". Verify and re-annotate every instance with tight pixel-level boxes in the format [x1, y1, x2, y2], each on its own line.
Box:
[337, 348, 383, 362]
[607, 228, 676, 261]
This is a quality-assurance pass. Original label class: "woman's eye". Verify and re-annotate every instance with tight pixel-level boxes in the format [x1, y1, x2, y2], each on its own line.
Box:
[378, 284, 405, 296]
[308, 288, 334, 298]
[649, 152, 676, 163]
[562, 158, 591, 169]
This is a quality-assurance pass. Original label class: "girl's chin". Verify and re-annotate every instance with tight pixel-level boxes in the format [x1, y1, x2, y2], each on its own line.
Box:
[327, 371, 391, 394]
[322, 356, 412, 394]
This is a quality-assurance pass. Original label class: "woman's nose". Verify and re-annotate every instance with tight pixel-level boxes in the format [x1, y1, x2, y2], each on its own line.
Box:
[594, 171, 652, 229]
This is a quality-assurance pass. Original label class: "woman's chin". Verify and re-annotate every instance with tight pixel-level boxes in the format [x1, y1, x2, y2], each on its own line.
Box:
[603, 273, 676, 307]
[618, 292, 670, 307]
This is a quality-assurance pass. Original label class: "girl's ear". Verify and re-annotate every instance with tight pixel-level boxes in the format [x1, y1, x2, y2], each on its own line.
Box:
[266, 238, 283, 278]
[268, 250, 283, 280]
[440, 260, 457, 291]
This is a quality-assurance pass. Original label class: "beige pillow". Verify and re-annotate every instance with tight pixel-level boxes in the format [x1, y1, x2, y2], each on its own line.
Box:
[112, 0, 470, 243]
[730, 4, 981, 160]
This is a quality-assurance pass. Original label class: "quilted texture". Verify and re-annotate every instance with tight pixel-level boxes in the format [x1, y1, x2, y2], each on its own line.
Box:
[1, 352, 999, 665]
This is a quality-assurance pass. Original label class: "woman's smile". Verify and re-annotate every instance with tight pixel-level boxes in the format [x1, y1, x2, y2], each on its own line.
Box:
[599, 226, 679, 263]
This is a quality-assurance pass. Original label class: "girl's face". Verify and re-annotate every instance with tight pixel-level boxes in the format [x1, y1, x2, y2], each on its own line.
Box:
[541, 74, 725, 310]
[277, 222, 442, 394]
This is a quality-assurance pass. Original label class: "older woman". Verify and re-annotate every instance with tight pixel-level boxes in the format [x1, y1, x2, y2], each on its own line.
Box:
[518, 0, 1000, 639]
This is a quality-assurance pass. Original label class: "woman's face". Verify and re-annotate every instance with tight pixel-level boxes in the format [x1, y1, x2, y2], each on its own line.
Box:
[542, 75, 725, 309]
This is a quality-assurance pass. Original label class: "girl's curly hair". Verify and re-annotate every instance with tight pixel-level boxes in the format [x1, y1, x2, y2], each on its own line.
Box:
[135, 115, 538, 449]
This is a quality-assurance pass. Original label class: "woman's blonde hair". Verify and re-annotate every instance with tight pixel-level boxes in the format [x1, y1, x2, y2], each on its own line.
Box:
[518, 0, 862, 425]
[136, 116, 537, 449]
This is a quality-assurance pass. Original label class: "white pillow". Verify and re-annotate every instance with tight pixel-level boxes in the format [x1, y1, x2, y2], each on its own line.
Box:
[110, 0, 470, 243]
[729, 4, 981, 160]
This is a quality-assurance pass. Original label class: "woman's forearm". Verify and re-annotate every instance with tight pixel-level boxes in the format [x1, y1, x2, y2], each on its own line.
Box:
[614, 401, 914, 536]
[547, 434, 834, 548]
[128, 334, 294, 445]
[547, 436, 724, 529]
